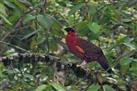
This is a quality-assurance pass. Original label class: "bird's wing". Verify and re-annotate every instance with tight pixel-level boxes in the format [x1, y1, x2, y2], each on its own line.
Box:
[78, 38, 103, 58]
[77, 38, 112, 72]
[75, 45, 85, 54]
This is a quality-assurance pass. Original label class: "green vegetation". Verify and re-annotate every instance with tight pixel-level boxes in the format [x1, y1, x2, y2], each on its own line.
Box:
[0, 0, 137, 91]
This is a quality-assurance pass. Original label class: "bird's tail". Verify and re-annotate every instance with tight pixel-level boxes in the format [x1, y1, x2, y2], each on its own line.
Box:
[97, 54, 113, 73]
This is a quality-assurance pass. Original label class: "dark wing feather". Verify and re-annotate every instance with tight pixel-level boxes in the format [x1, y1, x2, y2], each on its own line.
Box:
[78, 38, 102, 60]
[78, 38, 112, 72]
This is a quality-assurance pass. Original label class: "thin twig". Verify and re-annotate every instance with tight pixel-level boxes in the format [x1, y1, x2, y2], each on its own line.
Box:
[0, 41, 30, 53]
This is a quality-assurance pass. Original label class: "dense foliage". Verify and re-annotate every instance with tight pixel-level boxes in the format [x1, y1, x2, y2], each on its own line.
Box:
[0, 0, 137, 91]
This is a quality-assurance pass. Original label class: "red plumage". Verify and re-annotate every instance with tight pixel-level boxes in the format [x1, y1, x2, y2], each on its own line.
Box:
[65, 28, 112, 73]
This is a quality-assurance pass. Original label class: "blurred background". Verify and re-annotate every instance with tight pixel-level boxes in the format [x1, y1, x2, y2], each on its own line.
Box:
[0, 0, 137, 91]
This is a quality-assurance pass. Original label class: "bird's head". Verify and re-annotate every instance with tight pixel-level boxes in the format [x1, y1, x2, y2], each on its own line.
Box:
[64, 27, 75, 33]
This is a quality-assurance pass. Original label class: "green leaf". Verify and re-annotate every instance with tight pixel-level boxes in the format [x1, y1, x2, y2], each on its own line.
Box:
[24, 74, 34, 80]
[120, 57, 132, 66]
[75, 21, 89, 36]
[37, 14, 53, 29]
[103, 85, 115, 91]
[35, 84, 47, 91]
[23, 14, 36, 23]
[57, 1, 66, 7]
[49, 39, 58, 52]
[12, 0, 27, 10]
[4, 48, 17, 56]
[0, 63, 5, 78]
[122, 18, 132, 22]
[130, 60, 137, 75]
[4, 0, 16, 9]
[0, 14, 12, 25]
[0, 2, 7, 16]
[123, 42, 136, 50]
[117, 33, 127, 42]
[131, 23, 137, 31]
[69, 3, 84, 14]
[51, 17, 62, 30]
[75, 21, 88, 30]
[88, 4, 96, 16]
[21, 28, 42, 40]
[18, 0, 32, 6]
[50, 82, 66, 91]
[87, 84, 100, 91]
[87, 22, 101, 40]
[88, 22, 101, 34]
[120, 57, 132, 74]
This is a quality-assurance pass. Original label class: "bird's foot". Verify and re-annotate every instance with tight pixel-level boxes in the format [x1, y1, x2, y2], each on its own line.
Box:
[76, 61, 88, 69]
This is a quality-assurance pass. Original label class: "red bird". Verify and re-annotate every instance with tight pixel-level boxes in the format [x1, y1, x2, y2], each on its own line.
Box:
[65, 27, 112, 73]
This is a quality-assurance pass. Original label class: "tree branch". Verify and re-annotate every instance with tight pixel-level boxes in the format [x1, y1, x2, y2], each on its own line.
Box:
[0, 53, 124, 91]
